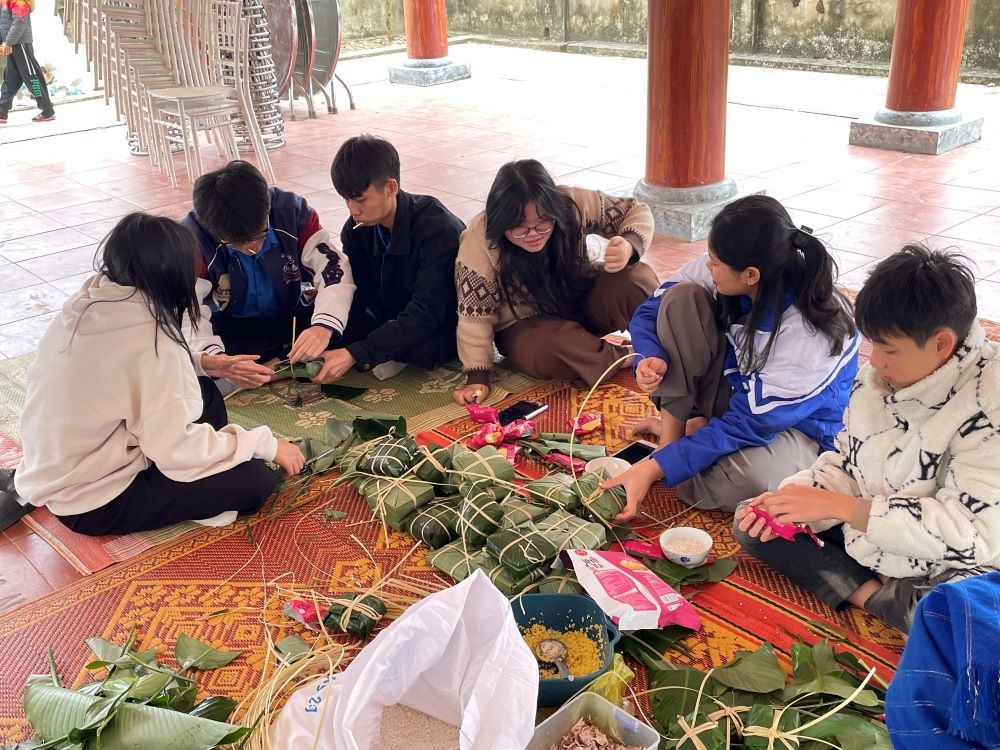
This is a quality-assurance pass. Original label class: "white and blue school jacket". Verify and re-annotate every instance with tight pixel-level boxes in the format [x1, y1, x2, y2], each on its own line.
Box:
[629, 255, 860, 486]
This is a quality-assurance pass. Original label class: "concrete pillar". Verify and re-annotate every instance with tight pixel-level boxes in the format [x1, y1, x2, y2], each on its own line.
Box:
[632, 0, 760, 241]
[849, 0, 982, 154]
[389, 0, 471, 87]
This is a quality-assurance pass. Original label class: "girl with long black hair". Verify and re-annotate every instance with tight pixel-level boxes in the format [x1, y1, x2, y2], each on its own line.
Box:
[453, 159, 658, 404]
[606, 195, 860, 518]
[15, 213, 304, 536]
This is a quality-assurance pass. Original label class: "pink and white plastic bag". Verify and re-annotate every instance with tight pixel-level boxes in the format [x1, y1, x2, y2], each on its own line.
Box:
[561, 549, 701, 631]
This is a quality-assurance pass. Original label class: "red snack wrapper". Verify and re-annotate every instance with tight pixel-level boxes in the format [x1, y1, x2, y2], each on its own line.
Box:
[501, 418, 535, 441]
[469, 422, 505, 448]
[750, 507, 825, 547]
[570, 412, 603, 436]
[466, 403, 500, 424]
[548, 451, 588, 473]
[283, 599, 322, 628]
[502, 444, 521, 463]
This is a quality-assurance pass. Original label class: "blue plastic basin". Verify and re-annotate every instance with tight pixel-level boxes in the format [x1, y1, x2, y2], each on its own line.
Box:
[511, 593, 620, 707]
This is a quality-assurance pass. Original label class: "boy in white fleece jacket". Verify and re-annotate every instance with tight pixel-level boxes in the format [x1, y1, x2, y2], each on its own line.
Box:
[734, 245, 1000, 632]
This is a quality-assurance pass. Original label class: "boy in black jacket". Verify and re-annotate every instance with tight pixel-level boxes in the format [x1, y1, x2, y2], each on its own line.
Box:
[323, 134, 465, 382]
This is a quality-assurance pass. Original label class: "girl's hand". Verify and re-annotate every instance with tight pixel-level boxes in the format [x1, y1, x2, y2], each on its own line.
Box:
[763, 485, 855, 525]
[635, 356, 667, 393]
[735, 494, 777, 541]
[602, 458, 664, 522]
[603, 236, 633, 273]
[453, 384, 490, 405]
[273, 440, 306, 477]
[201, 353, 272, 389]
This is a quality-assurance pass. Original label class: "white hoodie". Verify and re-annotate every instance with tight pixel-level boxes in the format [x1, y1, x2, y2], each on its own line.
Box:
[15, 274, 278, 517]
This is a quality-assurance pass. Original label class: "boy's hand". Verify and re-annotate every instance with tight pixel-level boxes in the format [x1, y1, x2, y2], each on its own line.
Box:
[735, 495, 777, 542]
[635, 356, 667, 393]
[273, 440, 305, 477]
[603, 236, 633, 273]
[289, 325, 332, 362]
[601, 458, 664, 522]
[0, 44, 11, 56]
[454, 384, 490, 405]
[314, 349, 355, 382]
[763, 485, 856, 525]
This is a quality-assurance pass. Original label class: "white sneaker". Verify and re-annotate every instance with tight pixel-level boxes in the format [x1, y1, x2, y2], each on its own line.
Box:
[372, 360, 407, 380]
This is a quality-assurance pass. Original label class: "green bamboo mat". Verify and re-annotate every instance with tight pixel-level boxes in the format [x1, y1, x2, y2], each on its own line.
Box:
[0, 354, 536, 442]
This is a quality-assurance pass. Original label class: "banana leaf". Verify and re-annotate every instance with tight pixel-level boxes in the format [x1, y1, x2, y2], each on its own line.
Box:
[499, 498, 551, 529]
[573, 470, 626, 523]
[451, 445, 515, 486]
[407, 499, 460, 549]
[523, 472, 579, 511]
[412, 442, 452, 484]
[362, 478, 435, 530]
[174, 633, 240, 671]
[536, 570, 584, 594]
[534, 508, 608, 551]
[271, 359, 323, 380]
[291, 438, 338, 473]
[352, 412, 407, 441]
[21, 676, 250, 749]
[519, 438, 606, 461]
[358, 434, 418, 478]
[458, 482, 504, 547]
[323, 593, 387, 640]
[469, 550, 545, 596]
[485, 522, 560, 577]
[427, 539, 481, 581]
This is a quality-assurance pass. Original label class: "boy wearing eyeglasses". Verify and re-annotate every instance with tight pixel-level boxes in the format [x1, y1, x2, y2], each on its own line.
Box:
[324, 134, 466, 382]
[181, 160, 356, 389]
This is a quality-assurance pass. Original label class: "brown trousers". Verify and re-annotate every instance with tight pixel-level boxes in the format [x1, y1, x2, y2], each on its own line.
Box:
[496, 262, 658, 388]
[651, 282, 821, 511]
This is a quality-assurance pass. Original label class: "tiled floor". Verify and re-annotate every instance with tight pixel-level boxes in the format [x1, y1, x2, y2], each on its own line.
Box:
[1, 43, 1000, 609]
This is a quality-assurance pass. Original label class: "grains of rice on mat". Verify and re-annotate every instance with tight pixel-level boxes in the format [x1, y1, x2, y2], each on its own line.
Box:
[521, 623, 602, 678]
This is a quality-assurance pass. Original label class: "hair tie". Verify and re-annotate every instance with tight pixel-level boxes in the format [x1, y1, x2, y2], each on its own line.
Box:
[792, 225, 813, 250]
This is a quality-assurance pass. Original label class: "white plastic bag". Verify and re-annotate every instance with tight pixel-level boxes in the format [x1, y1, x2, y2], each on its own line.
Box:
[270, 570, 539, 750]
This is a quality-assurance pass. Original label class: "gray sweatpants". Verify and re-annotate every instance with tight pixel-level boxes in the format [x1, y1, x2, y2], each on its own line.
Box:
[650, 282, 822, 512]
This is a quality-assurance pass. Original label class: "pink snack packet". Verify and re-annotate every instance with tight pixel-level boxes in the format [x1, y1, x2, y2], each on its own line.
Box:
[468, 422, 505, 448]
[502, 418, 536, 440]
[548, 451, 588, 473]
[502, 444, 521, 463]
[560, 549, 701, 631]
[466, 403, 500, 424]
[750, 507, 825, 547]
[283, 599, 322, 629]
[569, 412, 603, 436]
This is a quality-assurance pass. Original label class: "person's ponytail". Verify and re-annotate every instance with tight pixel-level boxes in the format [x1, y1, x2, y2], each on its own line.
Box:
[792, 228, 854, 356]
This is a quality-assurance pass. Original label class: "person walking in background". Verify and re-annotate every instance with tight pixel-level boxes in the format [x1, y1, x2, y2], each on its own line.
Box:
[0, 0, 55, 124]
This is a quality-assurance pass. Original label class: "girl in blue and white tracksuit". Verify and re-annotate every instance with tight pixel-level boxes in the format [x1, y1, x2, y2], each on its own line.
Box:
[605, 196, 859, 518]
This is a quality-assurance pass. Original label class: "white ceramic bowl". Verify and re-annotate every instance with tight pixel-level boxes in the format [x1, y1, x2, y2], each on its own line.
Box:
[658, 527, 713, 568]
[584, 456, 631, 478]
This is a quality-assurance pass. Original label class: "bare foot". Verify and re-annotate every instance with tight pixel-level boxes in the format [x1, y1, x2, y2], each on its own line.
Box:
[632, 415, 661, 437]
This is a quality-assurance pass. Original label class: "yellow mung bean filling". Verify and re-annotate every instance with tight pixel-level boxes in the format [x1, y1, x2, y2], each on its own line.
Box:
[521, 623, 602, 678]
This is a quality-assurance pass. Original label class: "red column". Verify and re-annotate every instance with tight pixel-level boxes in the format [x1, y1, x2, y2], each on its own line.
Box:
[644, 0, 730, 189]
[403, 0, 449, 61]
[885, 0, 970, 113]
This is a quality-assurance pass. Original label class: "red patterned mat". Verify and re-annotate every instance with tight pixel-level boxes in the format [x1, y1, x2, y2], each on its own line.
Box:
[0, 380, 905, 742]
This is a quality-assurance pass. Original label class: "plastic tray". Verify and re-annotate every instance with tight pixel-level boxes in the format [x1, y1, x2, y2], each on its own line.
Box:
[526, 692, 659, 750]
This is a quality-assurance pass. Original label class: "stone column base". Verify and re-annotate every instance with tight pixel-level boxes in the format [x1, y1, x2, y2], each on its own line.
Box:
[389, 57, 471, 86]
[849, 111, 983, 155]
[631, 178, 764, 242]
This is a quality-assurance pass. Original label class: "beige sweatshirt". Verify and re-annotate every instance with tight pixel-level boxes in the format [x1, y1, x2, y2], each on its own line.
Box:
[455, 186, 653, 383]
[15, 275, 277, 517]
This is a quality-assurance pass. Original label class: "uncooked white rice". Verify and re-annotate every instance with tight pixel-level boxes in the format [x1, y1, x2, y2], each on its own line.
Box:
[378, 704, 460, 749]
[664, 538, 707, 556]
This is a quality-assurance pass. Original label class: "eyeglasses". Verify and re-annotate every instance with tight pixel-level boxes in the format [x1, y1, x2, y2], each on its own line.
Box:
[506, 219, 555, 240]
[221, 224, 269, 252]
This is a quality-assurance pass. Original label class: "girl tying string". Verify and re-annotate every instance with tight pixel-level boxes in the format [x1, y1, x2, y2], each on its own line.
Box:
[605, 195, 859, 520]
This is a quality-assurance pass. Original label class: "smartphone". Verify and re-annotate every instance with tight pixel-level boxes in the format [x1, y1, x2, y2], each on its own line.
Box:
[613, 440, 657, 464]
[498, 400, 548, 425]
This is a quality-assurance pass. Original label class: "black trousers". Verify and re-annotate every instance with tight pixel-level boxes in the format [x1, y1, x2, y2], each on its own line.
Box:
[0, 43, 54, 118]
[342, 294, 457, 370]
[58, 378, 276, 536]
[212, 308, 314, 362]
